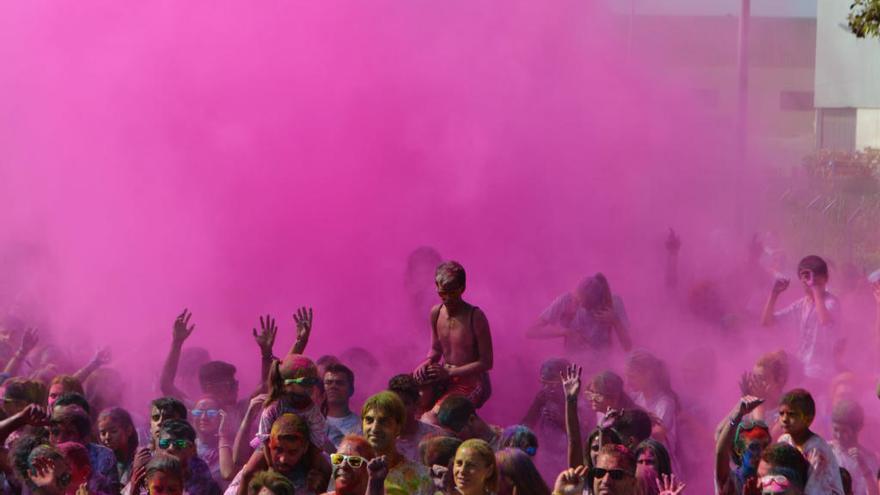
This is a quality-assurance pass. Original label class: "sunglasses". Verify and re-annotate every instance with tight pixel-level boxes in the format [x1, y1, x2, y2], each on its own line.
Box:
[284, 377, 320, 387]
[739, 418, 769, 431]
[158, 438, 193, 450]
[330, 454, 366, 468]
[589, 468, 632, 481]
[191, 409, 220, 418]
[760, 474, 791, 493]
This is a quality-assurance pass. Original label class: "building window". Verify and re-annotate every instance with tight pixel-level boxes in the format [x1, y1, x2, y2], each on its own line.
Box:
[780, 91, 814, 111]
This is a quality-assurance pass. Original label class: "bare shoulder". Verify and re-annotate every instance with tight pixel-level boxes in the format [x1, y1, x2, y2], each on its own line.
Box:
[471, 306, 490, 328]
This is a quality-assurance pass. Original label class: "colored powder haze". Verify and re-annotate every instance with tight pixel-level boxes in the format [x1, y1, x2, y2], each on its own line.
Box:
[1, 1, 876, 490]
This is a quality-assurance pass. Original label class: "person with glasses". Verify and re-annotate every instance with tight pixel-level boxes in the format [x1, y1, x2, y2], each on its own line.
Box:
[225, 413, 330, 495]
[552, 445, 640, 495]
[361, 392, 431, 495]
[143, 419, 220, 495]
[252, 354, 330, 457]
[715, 395, 771, 495]
[319, 435, 376, 495]
[191, 397, 235, 488]
[759, 466, 806, 495]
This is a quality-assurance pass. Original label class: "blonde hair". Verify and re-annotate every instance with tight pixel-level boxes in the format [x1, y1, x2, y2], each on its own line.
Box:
[456, 439, 498, 493]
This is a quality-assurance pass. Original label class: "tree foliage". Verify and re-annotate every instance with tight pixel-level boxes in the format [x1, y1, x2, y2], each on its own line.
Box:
[849, 0, 880, 38]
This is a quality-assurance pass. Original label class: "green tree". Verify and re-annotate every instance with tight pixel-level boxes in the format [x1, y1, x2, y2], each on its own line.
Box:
[849, 0, 880, 38]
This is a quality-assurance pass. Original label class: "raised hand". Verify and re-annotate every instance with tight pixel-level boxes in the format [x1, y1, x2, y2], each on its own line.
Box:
[29, 456, 60, 489]
[665, 228, 682, 254]
[736, 396, 764, 417]
[17, 404, 49, 427]
[738, 372, 769, 398]
[253, 315, 277, 357]
[656, 473, 686, 495]
[561, 364, 582, 400]
[248, 394, 268, 415]
[771, 277, 790, 295]
[553, 466, 588, 495]
[173, 309, 195, 343]
[592, 307, 619, 327]
[92, 347, 112, 367]
[19, 328, 39, 355]
[293, 307, 313, 343]
[367, 455, 389, 482]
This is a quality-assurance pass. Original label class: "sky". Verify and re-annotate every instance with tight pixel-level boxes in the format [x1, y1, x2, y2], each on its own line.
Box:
[608, 0, 818, 17]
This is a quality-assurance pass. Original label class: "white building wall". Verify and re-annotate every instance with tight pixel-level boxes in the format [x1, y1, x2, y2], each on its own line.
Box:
[856, 109, 880, 149]
[814, 0, 880, 108]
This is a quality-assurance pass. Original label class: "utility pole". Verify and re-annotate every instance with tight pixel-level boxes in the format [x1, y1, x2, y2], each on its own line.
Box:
[734, 0, 750, 233]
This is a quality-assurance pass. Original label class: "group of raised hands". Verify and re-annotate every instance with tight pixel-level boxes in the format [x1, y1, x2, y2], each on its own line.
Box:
[173, 306, 314, 356]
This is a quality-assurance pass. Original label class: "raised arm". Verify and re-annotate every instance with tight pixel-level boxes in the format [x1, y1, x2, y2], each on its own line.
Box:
[232, 394, 267, 467]
[159, 309, 195, 400]
[73, 348, 111, 383]
[446, 308, 493, 378]
[561, 364, 584, 468]
[715, 396, 763, 495]
[4, 328, 39, 377]
[288, 307, 313, 356]
[761, 278, 789, 327]
[252, 315, 277, 391]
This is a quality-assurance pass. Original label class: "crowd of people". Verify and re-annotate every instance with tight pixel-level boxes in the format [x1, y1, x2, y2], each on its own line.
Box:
[1, 238, 880, 495]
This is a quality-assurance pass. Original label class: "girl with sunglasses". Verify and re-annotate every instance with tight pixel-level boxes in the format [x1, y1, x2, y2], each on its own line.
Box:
[191, 397, 234, 488]
[253, 354, 331, 458]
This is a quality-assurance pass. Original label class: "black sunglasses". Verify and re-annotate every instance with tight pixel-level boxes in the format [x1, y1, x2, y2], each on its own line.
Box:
[590, 467, 632, 481]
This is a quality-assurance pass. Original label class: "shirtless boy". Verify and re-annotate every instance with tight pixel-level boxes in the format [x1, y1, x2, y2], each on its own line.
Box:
[413, 261, 493, 415]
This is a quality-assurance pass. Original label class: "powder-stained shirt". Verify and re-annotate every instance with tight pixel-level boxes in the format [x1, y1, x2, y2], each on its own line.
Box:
[773, 292, 840, 378]
[832, 443, 879, 495]
[384, 458, 432, 495]
[252, 399, 329, 452]
[779, 433, 844, 495]
[539, 294, 629, 353]
[88, 443, 120, 489]
[325, 413, 361, 450]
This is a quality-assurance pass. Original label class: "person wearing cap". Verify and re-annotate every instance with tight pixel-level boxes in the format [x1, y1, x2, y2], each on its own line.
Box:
[830, 399, 879, 495]
[527, 273, 632, 357]
[227, 413, 330, 495]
